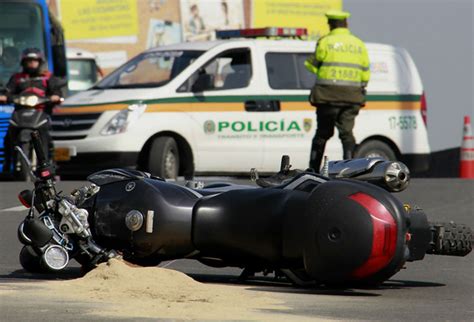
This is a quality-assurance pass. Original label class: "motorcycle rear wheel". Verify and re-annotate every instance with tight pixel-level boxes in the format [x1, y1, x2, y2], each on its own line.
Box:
[428, 222, 473, 256]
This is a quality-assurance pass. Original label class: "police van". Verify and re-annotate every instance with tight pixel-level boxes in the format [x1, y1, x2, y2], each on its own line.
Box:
[52, 28, 430, 179]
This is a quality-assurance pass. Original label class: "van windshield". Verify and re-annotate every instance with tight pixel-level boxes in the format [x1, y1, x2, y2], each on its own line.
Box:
[94, 50, 203, 89]
[0, 2, 46, 84]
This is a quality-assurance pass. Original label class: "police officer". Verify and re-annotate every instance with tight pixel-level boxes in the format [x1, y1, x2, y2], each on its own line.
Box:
[0, 48, 62, 173]
[305, 10, 370, 172]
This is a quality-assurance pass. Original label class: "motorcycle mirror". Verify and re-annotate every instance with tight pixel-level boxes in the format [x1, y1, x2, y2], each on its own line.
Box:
[18, 190, 33, 208]
[14, 146, 37, 181]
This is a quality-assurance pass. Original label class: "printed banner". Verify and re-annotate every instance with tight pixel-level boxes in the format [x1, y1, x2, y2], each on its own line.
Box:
[180, 0, 244, 42]
[252, 0, 342, 40]
[147, 19, 182, 49]
[58, 0, 139, 40]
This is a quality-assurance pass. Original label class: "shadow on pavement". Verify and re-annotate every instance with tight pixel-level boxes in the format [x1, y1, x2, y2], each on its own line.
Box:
[0, 267, 82, 281]
[189, 272, 445, 297]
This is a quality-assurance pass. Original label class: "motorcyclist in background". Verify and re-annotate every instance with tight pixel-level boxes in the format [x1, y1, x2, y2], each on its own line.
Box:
[0, 48, 63, 173]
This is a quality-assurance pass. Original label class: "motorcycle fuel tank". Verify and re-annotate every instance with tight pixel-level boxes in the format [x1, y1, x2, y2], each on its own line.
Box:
[88, 170, 200, 262]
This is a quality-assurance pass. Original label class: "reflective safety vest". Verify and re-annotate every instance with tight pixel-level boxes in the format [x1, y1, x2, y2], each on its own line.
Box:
[305, 28, 370, 87]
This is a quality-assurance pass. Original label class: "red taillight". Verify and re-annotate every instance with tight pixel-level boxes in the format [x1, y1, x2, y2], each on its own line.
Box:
[349, 192, 398, 279]
[420, 92, 427, 127]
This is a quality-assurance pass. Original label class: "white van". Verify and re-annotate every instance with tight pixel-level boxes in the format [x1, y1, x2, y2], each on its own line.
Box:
[66, 48, 102, 94]
[53, 28, 430, 179]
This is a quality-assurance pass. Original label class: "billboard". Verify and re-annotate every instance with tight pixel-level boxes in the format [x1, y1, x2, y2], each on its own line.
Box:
[180, 0, 245, 42]
[252, 0, 343, 40]
[53, 0, 182, 71]
[58, 0, 139, 41]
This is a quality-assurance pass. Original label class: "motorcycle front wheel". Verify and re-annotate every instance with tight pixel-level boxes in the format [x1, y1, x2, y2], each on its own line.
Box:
[19, 246, 43, 273]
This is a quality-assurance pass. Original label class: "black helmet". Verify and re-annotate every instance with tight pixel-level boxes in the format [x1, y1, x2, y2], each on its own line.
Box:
[21, 48, 44, 75]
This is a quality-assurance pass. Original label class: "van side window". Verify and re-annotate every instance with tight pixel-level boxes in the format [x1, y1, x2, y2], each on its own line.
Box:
[179, 48, 252, 92]
[266, 53, 315, 90]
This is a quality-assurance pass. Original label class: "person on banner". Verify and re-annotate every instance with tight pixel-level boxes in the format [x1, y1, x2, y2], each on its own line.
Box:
[305, 10, 370, 172]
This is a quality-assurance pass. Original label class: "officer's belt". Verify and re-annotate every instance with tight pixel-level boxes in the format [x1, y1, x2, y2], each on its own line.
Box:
[320, 62, 370, 71]
[316, 79, 364, 87]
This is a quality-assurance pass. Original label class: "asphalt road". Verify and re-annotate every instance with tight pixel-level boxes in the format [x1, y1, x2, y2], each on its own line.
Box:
[0, 178, 473, 321]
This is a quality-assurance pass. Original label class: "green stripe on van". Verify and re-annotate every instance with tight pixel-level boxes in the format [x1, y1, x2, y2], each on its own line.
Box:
[62, 94, 421, 107]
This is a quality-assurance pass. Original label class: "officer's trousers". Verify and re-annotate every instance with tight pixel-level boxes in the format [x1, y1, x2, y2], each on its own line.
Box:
[309, 104, 361, 171]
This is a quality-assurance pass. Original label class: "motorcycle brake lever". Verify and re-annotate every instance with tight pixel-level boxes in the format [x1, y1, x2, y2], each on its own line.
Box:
[250, 168, 259, 181]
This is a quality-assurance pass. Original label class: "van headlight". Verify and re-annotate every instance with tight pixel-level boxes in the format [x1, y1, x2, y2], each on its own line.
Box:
[101, 103, 147, 136]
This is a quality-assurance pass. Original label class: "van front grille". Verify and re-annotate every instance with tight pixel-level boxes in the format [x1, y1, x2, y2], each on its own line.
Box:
[51, 113, 101, 132]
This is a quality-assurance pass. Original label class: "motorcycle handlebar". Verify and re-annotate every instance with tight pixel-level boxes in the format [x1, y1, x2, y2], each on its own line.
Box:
[11, 95, 63, 107]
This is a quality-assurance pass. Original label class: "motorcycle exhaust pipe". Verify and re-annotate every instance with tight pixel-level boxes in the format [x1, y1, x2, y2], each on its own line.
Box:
[328, 158, 410, 192]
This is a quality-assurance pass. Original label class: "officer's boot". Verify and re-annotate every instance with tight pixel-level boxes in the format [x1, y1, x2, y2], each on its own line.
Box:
[309, 137, 326, 173]
[342, 142, 355, 160]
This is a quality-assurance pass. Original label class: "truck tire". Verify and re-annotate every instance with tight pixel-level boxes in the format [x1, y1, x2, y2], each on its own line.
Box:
[148, 136, 179, 179]
[355, 140, 397, 161]
[428, 222, 473, 257]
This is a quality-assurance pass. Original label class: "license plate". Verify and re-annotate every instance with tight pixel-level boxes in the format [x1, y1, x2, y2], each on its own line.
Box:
[54, 147, 71, 161]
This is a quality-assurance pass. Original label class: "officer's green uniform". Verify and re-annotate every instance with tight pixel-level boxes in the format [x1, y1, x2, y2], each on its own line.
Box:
[305, 10, 370, 171]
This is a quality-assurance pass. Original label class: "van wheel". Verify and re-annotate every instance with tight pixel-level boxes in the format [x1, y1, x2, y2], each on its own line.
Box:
[148, 136, 179, 179]
[355, 140, 397, 161]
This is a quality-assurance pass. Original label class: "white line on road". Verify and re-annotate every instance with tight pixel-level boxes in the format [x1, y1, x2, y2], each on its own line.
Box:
[159, 260, 177, 268]
[0, 206, 27, 212]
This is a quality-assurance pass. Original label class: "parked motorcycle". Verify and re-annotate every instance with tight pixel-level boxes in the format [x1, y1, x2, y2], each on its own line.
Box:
[6, 94, 61, 180]
[16, 132, 472, 286]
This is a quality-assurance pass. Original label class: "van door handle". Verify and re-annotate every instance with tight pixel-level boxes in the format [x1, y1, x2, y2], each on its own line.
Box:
[265, 100, 280, 112]
[245, 100, 280, 112]
[245, 100, 259, 112]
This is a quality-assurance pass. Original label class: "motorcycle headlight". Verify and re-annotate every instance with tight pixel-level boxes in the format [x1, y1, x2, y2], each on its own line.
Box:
[24, 96, 39, 107]
[42, 245, 69, 271]
[101, 103, 147, 136]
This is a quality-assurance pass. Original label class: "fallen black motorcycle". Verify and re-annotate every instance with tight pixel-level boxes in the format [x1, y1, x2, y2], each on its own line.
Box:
[16, 132, 472, 286]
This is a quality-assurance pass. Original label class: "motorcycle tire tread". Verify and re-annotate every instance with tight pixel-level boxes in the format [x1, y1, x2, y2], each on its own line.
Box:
[429, 222, 473, 257]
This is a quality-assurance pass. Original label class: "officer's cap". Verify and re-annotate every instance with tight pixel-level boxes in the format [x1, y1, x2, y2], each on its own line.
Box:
[325, 10, 351, 21]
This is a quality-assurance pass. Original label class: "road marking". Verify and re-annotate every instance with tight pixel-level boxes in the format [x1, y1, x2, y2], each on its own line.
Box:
[160, 260, 176, 268]
[0, 206, 27, 212]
